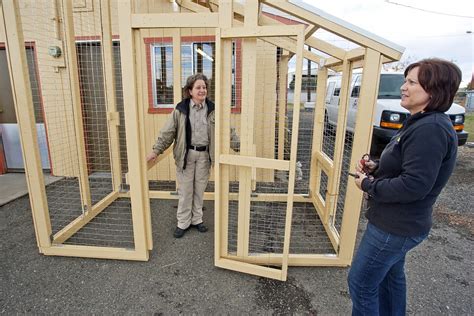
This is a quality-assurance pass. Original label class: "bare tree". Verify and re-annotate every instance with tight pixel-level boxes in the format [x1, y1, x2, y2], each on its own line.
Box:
[467, 74, 473, 90]
[382, 55, 416, 72]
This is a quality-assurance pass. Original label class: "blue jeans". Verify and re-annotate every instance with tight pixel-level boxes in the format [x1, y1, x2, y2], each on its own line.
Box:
[348, 223, 428, 316]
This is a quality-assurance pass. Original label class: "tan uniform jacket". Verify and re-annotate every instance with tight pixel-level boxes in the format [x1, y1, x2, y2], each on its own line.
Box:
[152, 98, 239, 171]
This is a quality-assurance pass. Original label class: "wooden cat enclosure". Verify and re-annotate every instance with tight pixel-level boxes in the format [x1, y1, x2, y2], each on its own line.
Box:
[0, 0, 403, 280]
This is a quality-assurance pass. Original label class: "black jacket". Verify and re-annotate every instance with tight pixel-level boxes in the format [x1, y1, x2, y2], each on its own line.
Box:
[361, 111, 457, 236]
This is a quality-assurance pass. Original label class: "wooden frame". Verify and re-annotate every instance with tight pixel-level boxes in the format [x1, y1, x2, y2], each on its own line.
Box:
[117, 0, 151, 257]
[139, 0, 398, 275]
[1, 0, 151, 261]
[212, 0, 309, 281]
[338, 48, 383, 262]
[101, 0, 122, 193]
[131, 13, 220, 28]
[3, 0, 402, 277]
[62, 0, 92, 212]
[261, 0, 403, 61]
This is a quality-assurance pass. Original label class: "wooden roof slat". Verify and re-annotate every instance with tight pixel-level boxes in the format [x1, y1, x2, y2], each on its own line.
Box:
[131, 12, 219, 28]
[262, 0, 404, 61]
[182, 0, 326, 63]
[305, 36, 345, 60]
[229, 1, 330, 61]
[304, 25, 319, 39]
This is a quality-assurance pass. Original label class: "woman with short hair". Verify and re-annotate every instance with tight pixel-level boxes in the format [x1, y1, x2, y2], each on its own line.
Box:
[349, 58, 462, 315]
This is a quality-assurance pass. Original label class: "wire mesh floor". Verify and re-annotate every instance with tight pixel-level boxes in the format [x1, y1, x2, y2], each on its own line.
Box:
[228, 201, 335, 255]
[46, 177, 134, 248]
[45, 176, 335, 255]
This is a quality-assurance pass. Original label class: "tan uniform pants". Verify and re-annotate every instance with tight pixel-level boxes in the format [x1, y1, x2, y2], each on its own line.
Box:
[176, 149, 210, 229]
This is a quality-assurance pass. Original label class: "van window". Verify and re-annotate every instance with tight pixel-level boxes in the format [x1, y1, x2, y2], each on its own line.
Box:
[333, 88, 341, 96]
[378, 74, 404, 99]
[351, 85, 360, 97]
[354, 75, 362, 86]
[326, 81, 335, 103]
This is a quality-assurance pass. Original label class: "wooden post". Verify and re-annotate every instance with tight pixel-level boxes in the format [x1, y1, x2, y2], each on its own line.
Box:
[172, 28, 181, 192]
[277, 51, 289, 160]
[62, 0, 92, 211]
[339, 48, 382, 263]
[237, 0, 259, 257]
[117, 0, 150, 259]
[133, 2, 153, 250]
[172, 29, 182, 104]
[1, 0, 51, 250]
[309, 66, 327, 204]
[215, 0, 233, 264]
[100, 0, 122, 192]
[280, 27, 305, 280]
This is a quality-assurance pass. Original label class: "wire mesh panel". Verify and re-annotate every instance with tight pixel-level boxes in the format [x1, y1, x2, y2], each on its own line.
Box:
[319, 169, 329, 202]
[332, 71, 362, 233]
[321, 70, 343, 160]
[287, 57, 339, 254]
[12, 0, 137, 253]
[287, 52, 318, 195]
[290, 202, 335, 254]
[223, 37, 289, 255]
[248, 200, 287, 254]
[334, 121, 356, 233]
[63, 2, 133, 247]
[216, 27, 338, 278]
[63, 198, 134, 248]
[17, 1, 86, 235]
[320, 69, 360, 234]
[112, 42, 129, 176]
[227, 169, 290, 255]
[144, 31, 233, 188]
[214, 31, 301, 279]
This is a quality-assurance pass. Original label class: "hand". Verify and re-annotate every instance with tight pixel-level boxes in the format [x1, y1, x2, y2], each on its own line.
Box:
[356, 158, 377, 174]
[354, 171, 367, 190]
[146, 152, 158, 162]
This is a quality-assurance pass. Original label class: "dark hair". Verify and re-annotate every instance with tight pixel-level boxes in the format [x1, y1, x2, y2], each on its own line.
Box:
[404, 58, 462, 112]
[183, 73, 209, 99]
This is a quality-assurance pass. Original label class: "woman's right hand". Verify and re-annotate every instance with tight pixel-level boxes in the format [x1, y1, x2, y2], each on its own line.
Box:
[146, 152, 158, 162]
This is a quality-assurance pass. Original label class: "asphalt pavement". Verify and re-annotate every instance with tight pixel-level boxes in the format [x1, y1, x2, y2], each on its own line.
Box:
[1, 146, 472, 314]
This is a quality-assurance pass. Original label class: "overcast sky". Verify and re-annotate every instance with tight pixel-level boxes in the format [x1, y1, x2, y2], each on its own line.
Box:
[298, 0, 473, 86]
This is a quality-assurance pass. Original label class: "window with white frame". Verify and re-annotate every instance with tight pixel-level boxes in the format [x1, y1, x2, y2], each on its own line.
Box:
[151, 41, 238, 109]
[151, 44, 174, 108]
[151, 42, 216, 108]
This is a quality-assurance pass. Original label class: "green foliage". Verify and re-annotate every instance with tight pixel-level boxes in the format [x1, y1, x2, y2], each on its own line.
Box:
[464, 113, 474, 142]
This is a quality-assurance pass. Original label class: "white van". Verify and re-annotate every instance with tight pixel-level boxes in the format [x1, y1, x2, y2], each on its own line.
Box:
[325, 71, 468, 155]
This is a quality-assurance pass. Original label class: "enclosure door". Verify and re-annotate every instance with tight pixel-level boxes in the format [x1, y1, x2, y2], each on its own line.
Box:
[215, 160, 296, 281]
[214, 27, 305, 281]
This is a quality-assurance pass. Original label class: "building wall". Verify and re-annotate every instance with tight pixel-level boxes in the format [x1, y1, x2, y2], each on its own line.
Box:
[7, 1, 81, 176]
[1, 0, 279, 182]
